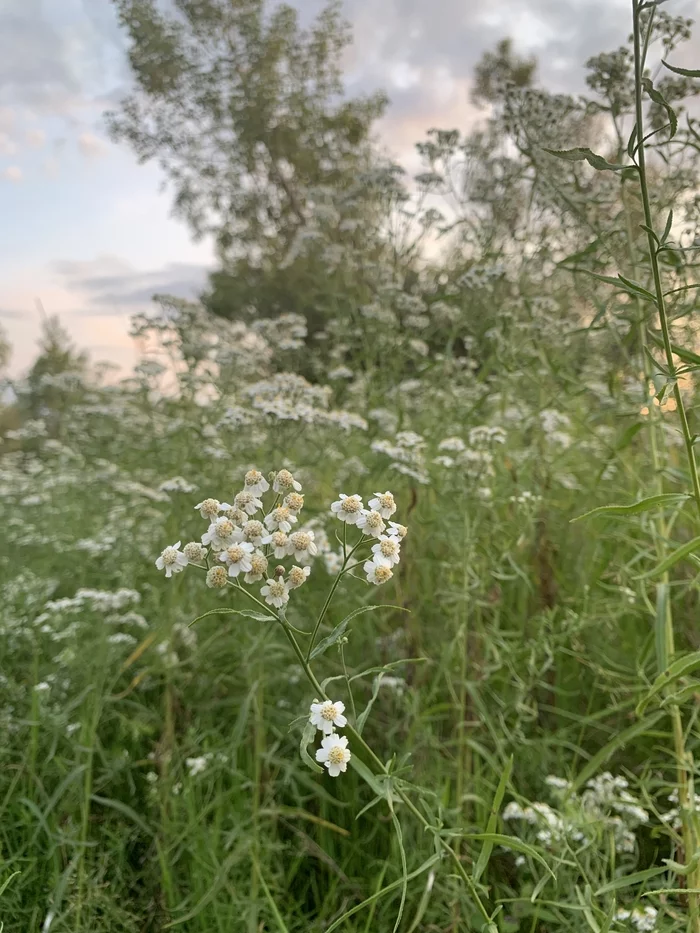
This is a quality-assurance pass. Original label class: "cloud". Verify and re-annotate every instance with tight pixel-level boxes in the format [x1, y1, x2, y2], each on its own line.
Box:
[2, 165, 22, 182]
[77, 131, 106, 159]
[42, 156, 60, 179]
[52, 255, 211, 314]
[0, 132, 16, 155]
[26, 128, 46, 148]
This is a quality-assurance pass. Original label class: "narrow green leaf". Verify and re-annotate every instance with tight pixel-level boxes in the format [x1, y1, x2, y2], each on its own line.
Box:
[595, 865, 668, 895]
[569, 712, 665, 792]
[0, 871, 20, 897]
[637, 651, 700, 715]
[189, 607, 275, 627]
[542, 147, 628, 171]
[253, 860, 290, 933]
[310, 605, 400, 660]
[662, 60, 700, 78]
[357, 672, 385, 735]
[571, 494, 689, 522]
[561, 266, 656, 303]
[642, 76, 678, 137]
[648, 330, 700, 367]
[299, 719, 323, 773]
[662, 209, 674, 245]
[474, 755, 513, 883]
[350, 755, 388, 798]
[660, 681, 700, 708]
[627, 123, 638, 158]
[467, 833, 555, 878]
[637, 536, 700, 579]
[90, 794, 155, 837]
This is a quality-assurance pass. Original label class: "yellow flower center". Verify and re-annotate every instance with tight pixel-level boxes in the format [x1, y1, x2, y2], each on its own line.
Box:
[244, 521, 263, 539]
[341, 497, 361, 513]
[201, 498, 219, 515]
[365, 510, 383, 528]
[328, 746, 345, 764]
[285, 492, 304, 511]
[269, 580, 286, 598]
[217, 520, 234, 538]
[380, 539, 398, 556]
[321, 703, 338, 721]
[379, 494, 394, 510]
[162, 548, 178, 565]
[226, 545, 245, 563]
[245, 470, 263, 487]
[250, 555, 267, 574]
[276, 469, 294, 489]
[375, 565, 392, 583]
[291, 532, 311, 550]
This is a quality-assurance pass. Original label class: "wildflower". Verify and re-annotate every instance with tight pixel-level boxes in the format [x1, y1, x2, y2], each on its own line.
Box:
[371, 535, 401, 567]
[238, 519, 265, 547]
[438, 437, 466, 453]
[206, 566, 228, 588]
[330, 493, 364, 524]
[219, 542, 255, 577]
[186, 755, 210, 777]
[388, 521, 408, 539]
[195, 498, 224, 521]
[244, 551, 268, 584]
[288, 565, 311, 588]
[155, 541, 188, 578]
[264, 506, 297, 533]
[202, 517, 237, 551]
[183, 542, 207, 562]
[273, 469, 302, 493]
[364, 560, 393, 585]
[284, 492, 305, 513]
[244, 469, 269, 496]
[309, 699, 347, 735]
[263, 530, 290, 559]
[324, 550, 343, 575]
[368, 490, 397, 518]
[260, 577, 290, 609]
[315, 733, 351, 777]
[615, 907, 657, 932]
[222, 506, 247, 525]
[234, 491, 262, 515]
[287, 530, 318, 562]
[357, 509, 386, 538]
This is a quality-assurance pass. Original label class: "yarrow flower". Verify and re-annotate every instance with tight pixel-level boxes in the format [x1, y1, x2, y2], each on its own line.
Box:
[287, 530, 318, 562]
[219, 542, 255, 577]
[206, 566, 228, 588]
[155, 541, 188, 578]
[364, 560, 394, 585]
[260, 578, 290, 608]
[244, 551, 268, 584]
[284, 492, 305, 513]
[237, 519, 265, 547]
[263, 530, 290, 558]
[273, 469, 302, 493]
[357, 509, 386, 538]
[234, 491, 263, 515]
[315, 733, 351, 777]
[202, 517, 237, 550]
[331, 493, 364, 524]
[371, 535, 401, 567]
[195, 498, 225, 521]
[183, 542, 207, 562]
[288, 565, 311, 588]
[244, 469, 269, 496]
[388, 521, 408, 539]
[309, 699, 347, 735]
[368, 491, 397, 518]
[264, 506, 297, 533]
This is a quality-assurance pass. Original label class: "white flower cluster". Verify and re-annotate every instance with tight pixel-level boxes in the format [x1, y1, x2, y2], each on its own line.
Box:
[615, 907, 658, 932]
[155, 468, 322, 608]
[330, 490, 406, 586]
[309, 698, 351, 777]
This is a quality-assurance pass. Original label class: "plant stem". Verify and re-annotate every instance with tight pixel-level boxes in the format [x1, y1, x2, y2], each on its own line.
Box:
[632, 3, 700, 926]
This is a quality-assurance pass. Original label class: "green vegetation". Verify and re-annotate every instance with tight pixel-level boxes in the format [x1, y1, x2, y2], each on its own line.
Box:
[3, 1, 700, 930]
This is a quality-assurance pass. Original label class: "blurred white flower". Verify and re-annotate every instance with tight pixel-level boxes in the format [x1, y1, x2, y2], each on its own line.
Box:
[155, 541, 188, 578]
[244, 469, 270, 496]
[368, 491, 397, 518]
[371, 535, 401, 567]
[364, 560, 393, 585]
[357, 509, 386, 538]
[273, 469, 302, 493]
[260, 578, 290, 608]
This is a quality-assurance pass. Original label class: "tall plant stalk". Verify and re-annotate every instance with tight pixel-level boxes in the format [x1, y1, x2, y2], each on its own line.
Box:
[632, 1, 700, 925]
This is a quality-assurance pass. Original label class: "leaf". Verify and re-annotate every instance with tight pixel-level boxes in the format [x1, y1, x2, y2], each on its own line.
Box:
[637, 536, 700, 579]
[627, 123, 638, 158]
[662, 59, 700, 78]
[642, 77, 678, 137]
[253, 860, 290, 933]
[659, 681, 700, 708]
[648, 330, 700, 367]
[466, 833, 555, 878]
[569, 712, 665, 791]
[571, 494, 690, 522]
[356, 672, 385, 735]
[189, 607, 275, 627]
[310, 604, 398, 660]
[90, 794, 155, 837]
[322, 855, 441, 933]
[299, 719, 323, 773]
[637, 651, 700, 715]
[473, 756, 513, 883]
[350, 755, 390, 799]
[561, 267, 656, 303]
[0, 871, 20, 897]
[662, 209, 674, 245]
[595, 865, 668, 895]
[542, 147, 628, 172]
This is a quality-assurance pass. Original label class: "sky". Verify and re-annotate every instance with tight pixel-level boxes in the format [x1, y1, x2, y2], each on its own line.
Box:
[1, 0, 698, 376]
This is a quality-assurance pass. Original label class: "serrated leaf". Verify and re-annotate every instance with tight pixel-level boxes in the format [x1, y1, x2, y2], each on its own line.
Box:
[189, 607, 275, 627]
[595, 865, 668, 895]
[571, 494, 690, 522]
[299, 719, 323, 773]
[642, 76, 678, 137]
[637, 651, 700, 716]
[569, 712, 665, 792]
[542, 147, 628, 172]
[467, 833, 555, 878]
[637, 535, 700, 579]
[662, 59, 700, 79]
[473, 756, 513, 883]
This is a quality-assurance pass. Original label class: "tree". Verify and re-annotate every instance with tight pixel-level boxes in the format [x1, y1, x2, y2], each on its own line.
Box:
[108, 0, 392, 326]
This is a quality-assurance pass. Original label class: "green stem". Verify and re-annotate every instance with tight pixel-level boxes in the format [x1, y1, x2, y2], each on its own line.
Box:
[306, 535, 365, 660]
[632, 3, 700, 927]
